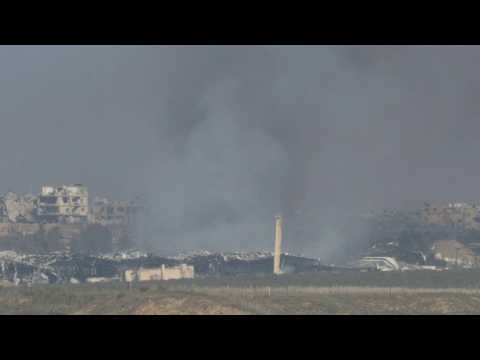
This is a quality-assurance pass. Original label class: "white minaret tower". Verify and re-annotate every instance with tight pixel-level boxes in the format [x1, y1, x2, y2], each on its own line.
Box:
[274, 215, 283, 275]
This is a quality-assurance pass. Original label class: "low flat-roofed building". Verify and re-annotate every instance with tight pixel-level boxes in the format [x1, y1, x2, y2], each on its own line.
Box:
[125, 264, 194, 282]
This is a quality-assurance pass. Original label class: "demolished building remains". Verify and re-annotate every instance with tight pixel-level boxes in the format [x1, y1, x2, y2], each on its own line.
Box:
[36, 185, 88, 224]
[0, 192, 37, 223]
[0, 185, 140, 254]
[0, 250, 329, 285]
[3, 184, 480, 283]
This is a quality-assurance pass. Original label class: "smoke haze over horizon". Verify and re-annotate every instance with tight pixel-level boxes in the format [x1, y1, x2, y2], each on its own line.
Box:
[0, 45, 480, 260]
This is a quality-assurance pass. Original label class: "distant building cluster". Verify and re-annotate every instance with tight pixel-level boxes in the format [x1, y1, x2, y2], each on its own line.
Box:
[423, 202, 480, 230]
[0, 184, 140, 226]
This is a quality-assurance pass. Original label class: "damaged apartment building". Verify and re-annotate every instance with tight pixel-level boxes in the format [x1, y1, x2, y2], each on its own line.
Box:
[36, 185, 89, 224]
[0, 185, 141, 253]
[0, 185, 89, 225]
[0, 184, 139, 226]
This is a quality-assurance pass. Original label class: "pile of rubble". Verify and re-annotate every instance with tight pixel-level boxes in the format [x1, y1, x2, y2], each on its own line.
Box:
[168, 251, 328, 276]
[0, 249, 330, 285]
[0, 250, 118, 285]
[0, 192, 37, 223]
[173, 250, 273, 262]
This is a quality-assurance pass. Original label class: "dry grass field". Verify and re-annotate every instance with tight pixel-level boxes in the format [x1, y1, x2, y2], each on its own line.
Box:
[2, 270, 480, 314]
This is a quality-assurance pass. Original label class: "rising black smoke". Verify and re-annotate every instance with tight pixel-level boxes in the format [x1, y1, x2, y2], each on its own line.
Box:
[133, 46, 480, 261]
[1, 46, 480, 261]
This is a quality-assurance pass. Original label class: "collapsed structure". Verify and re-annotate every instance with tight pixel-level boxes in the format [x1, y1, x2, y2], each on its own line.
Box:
[0, 184, 139, 226]
[0, 250, 325, 285]
[0, 185, 140, 253]
[3, 185, 480, 281]
[37, 185, 89, 224]
[0, 192, 37, 223]
[356, 202, 480, 271]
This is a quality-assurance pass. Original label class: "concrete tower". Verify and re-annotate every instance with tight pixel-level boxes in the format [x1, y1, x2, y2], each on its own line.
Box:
[274, 215, 283, 274]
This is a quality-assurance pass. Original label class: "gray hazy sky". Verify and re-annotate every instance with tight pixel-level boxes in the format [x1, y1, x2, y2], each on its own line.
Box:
[1, 45, 479, 258]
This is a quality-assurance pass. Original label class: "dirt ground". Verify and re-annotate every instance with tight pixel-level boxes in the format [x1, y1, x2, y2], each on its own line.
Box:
[1, 282, 480, 314]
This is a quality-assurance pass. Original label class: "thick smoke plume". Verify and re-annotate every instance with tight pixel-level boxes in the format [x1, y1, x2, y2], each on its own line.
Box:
[1, 46, 480, 261]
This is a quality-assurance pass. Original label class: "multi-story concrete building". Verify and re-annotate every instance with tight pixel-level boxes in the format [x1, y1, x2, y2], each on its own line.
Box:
[36, 184, 88, 224]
